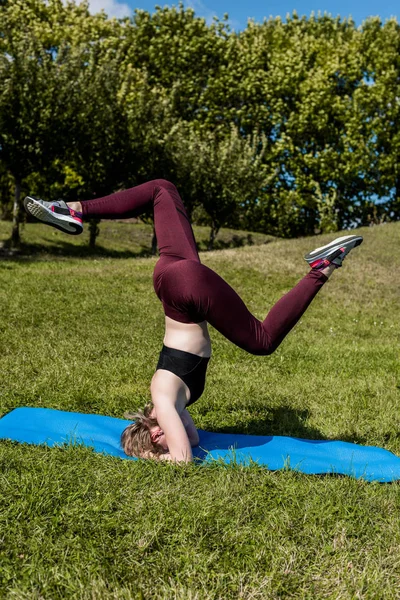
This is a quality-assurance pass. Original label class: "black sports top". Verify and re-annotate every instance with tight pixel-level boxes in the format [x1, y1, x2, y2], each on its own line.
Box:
[156, 345, 210, 406]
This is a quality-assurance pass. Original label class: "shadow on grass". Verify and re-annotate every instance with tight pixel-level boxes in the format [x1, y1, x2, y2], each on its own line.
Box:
[0, 233, 273, 262]
[338, 430, 400, 447]
[197, 233, 267, 252]
[209, 406, 327, 440]
[205, 406, 398, 448]
[0, 241, 154, 261]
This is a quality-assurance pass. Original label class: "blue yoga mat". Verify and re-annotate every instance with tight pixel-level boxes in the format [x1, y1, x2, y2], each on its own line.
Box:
[1, 407, 400, 482]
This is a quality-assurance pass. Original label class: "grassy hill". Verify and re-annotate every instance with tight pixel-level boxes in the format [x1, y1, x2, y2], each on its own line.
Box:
[0, 219, 273, 257]
[0, 221, 399, 599]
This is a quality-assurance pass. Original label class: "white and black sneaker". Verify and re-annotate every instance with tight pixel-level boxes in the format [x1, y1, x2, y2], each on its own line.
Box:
[24, 196, 83, 235]
[305, 235, 363, 270]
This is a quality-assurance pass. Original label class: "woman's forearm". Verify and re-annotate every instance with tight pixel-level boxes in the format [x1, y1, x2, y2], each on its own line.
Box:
[181, 409, 200, 446]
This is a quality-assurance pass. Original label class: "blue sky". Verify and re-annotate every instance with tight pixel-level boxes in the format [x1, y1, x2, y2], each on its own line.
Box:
[90, 0, 398, 28]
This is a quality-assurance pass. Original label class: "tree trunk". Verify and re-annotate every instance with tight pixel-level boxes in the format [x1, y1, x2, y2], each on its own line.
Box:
[151, 227, 157, 255]
[10, 178, 22, 250]
[207, 221, 219, 251]
[395, 177, 400, 218]
[89, 218, 100, 249]
[1, 203, 11, 221]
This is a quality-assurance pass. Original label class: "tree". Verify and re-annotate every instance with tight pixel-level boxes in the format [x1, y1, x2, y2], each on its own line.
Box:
[359, 18, 400, 222]
[0, 0, 127, 249]
[124, 4, 231, 126]
[236, 14, 372, 235]
[1, 2, 397, 250]
[166, 123, 270, 248]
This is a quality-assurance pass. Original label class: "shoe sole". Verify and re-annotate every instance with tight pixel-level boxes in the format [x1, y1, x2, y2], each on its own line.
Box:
[24, 197, 83, 235]
[305, 235, 363, 263]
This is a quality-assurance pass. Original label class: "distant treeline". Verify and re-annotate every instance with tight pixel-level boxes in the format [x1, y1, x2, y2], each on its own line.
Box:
[1, 1, 400, 249]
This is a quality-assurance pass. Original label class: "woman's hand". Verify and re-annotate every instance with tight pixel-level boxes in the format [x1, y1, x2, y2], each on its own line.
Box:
[140, 450, 172, 461]
[158, 452, 173, 461]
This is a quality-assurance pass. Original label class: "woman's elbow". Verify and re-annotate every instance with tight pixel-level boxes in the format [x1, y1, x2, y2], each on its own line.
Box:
[189, 432, 200, 447]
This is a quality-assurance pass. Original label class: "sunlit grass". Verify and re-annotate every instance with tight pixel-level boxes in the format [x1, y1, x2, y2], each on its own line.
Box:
[0, 221, 399, 598]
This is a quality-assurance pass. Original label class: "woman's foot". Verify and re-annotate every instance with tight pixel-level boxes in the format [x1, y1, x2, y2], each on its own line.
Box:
[23, 196, 83, 235]
[305, 235, 363, 271]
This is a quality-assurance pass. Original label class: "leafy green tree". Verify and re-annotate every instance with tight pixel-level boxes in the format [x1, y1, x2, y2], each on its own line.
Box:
[0, 34, 72, 248]
[167, 123, 270, 248]
[359, 18, 400, 222]
[0, 0, 127, 249]
[237, 14, 370, 235]
[122, 5, 231, 126]
[2, 1, 398, 250]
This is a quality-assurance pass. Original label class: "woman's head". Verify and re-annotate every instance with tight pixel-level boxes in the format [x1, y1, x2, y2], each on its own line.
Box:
[121, 403, 167, 458]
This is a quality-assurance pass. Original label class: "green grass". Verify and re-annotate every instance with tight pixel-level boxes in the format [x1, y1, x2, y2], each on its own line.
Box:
[0, 219, 273, 258]
[1, 221, 400, 599]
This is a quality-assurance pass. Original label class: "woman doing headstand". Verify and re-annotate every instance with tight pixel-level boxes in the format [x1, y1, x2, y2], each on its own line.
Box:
[24, 180, 363, 462]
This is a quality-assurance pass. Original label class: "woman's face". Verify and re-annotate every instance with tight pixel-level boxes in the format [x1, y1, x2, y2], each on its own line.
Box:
[150, 425, 168, 451]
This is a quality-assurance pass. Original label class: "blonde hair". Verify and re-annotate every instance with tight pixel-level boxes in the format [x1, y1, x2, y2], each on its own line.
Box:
[121, 403, 165, 458]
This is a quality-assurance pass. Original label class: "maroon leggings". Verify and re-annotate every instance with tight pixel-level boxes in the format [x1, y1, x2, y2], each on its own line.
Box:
[81, 179, 327, 355]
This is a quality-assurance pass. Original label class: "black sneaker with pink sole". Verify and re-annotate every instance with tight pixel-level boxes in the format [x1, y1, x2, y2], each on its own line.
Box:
[23, 196, 83, 235]
[305, 235, 363, 270]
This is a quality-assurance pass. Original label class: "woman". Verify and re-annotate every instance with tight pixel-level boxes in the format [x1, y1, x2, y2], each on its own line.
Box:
[24, 180, 363, 462]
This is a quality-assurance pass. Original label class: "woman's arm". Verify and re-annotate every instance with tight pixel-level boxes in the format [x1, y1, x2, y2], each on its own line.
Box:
[180, 409, 200, 446]
[145, 410, 198, 461]
[154, 401, 193, 462]
[151, 371, 193, 463]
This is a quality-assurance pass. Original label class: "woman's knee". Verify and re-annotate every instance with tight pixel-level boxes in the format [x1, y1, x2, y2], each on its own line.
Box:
[239, 332, 276, 356]
[244, 344, 275, 357]
[151, 179, 177, 194]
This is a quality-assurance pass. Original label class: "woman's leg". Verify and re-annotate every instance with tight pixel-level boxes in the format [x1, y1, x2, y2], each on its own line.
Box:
[24, 180, 199, 262]
[159, 259, 328, 355]
[80, 180, 199, 263]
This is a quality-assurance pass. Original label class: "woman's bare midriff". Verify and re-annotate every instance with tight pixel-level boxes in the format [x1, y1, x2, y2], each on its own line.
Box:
[163, 316, 211, 357]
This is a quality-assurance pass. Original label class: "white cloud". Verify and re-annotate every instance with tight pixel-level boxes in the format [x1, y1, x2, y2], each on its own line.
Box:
[184, 0, 241, 30]
[185, 0, 216, 25]
[88, 0, 132, 18]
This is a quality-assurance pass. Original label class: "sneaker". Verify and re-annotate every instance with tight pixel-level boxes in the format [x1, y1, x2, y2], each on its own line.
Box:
[305, 235, 363, 269]
[23, 196, 83, 235]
